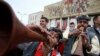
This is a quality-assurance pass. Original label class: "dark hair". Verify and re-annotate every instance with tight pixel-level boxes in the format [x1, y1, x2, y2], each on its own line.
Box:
[93, 15, 100, 24]
[77, 15, 90, 22]
[41, 16, 48, 23]
[48, 27, 62, 41]
[70, 22, 75, 25]
[93, 15, 100, 21]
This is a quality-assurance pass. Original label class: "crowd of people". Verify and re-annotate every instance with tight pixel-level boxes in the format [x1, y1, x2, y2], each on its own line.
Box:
[7, 15, 100, 56]
[0, 0, 100, 56]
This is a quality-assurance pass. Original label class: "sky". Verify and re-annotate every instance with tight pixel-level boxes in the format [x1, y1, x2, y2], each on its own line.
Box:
[5, 0, 61, 25]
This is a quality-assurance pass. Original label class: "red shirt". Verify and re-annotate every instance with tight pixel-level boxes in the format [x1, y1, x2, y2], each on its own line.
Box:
[34, 42, 64, 56]
[34, 42, 43, 56]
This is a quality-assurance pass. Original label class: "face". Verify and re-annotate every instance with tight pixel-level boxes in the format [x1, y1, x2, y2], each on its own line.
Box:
[94, 16, 100, 25]
[70, 24, 75, 29]
[40, 19, 47, 28]
[77, 20, 88, 28]
[49, 31, 59, 46]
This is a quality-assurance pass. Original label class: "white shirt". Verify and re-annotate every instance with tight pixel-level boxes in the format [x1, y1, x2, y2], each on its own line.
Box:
[48, 51, 61, 56]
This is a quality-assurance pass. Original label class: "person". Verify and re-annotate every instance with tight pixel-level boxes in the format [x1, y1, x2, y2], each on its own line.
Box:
[40, 16, 49, 30]
[21, 16, 48, 56]
[63, 15, 90, 56]
[63, 22, 76, 43]
[23, 27, 63, 56]
[86, 15, 100, 56]
[69, 22, 76, 36]
[63, 22, 76, 39]
[0, 1, 49, 56]
[69, 22, 75, 30]
[3, 16, 49, 56]
[3, 16, 50, 56]
[16, 16, 49, 55]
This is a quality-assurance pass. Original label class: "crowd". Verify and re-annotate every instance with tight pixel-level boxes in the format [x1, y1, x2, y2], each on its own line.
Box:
[6, 15, 100, 56]
[0, 0, 100, 56]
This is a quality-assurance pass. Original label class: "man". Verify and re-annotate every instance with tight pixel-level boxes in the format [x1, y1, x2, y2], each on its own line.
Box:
[10, 16, 48, 56]
[17, 16, 49, 49]
[63, 22, 75, 39]
[63, 15, 90, 56]
[22, 16, 49, 56]
[23, 27, 63, 56]
[69, 22, 76, 36]
[40, 16, 48, 29]
[86, 15, 100, 56]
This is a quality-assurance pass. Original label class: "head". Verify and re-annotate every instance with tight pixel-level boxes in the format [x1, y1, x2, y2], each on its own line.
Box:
[93, 15, 100, 27]
[40, 16, 48, 28]
[48, 27, 62, 46]
[77, 15, 90, 28]
[70, 22, 75, 29]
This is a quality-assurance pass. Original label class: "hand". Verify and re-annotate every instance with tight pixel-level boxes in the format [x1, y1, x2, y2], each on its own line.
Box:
[43, 35, 55, 56]
[27, 25, 49, 38]
[85, 43, 92, 52]
[79, 33, 92, 52]
[42, 43, 52, 56]
[69, 29, 81, 36]
[80, 33, 88, 45]
[47, 35, 58, 46]
[38, 26, 50, 35]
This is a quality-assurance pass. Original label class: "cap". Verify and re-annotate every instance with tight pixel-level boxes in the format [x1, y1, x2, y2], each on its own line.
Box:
[77, 15, 90, 22]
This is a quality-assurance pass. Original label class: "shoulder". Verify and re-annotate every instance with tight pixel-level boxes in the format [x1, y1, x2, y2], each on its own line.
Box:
[86, 27, 96, 39]
[86, 27, 94, 32]
[86, 27, 95, 35]
[23, 42, 40, 56]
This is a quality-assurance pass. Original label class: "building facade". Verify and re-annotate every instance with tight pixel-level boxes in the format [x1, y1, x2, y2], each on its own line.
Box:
[28, 11, 43, 25]
[43, 0, 100, 30]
